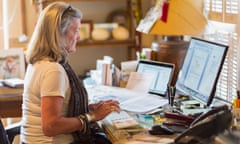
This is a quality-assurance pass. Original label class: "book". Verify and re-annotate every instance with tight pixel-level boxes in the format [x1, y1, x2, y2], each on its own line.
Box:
[3, 78, 24, 88]
[105, 111, 139, 129]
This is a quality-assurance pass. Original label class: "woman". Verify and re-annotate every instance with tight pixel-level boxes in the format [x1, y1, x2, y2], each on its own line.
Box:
[21, 2, 120, 144]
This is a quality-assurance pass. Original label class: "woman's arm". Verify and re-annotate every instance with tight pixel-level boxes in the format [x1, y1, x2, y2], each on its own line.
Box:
[41, 96, 120, 137]
[41, 96, 82, 137]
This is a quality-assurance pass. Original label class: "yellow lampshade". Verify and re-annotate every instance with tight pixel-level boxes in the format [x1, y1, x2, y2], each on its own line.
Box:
[149, 0, 207, 35]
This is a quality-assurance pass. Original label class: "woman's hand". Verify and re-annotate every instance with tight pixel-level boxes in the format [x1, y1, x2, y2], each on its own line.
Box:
[89, 101, 104, 112]
[89, 100, 120, 121]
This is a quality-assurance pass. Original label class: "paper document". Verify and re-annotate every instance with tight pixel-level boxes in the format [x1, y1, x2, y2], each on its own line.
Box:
[87, 85, 168, 114]
[105, 111, 139, 129]
[120, 94, 168, 114]
[136, 7, 161, 33]
[126, 72, 154, 93]
[3, 78, 24, 88]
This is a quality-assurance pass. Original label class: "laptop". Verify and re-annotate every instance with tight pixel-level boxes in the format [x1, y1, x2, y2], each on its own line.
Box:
[136, 60, 175, 96]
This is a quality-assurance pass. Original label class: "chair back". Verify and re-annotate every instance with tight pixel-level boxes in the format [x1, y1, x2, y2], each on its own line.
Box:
[0, 117, 10, 144]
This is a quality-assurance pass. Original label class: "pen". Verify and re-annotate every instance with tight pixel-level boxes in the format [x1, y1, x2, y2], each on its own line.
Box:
[167, 84, 171, 105]
[170, 86, 176, 106]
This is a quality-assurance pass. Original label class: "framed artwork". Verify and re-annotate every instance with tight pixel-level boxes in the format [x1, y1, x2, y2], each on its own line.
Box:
[79, 20, 93, 41]
[0, 48, 25, 79]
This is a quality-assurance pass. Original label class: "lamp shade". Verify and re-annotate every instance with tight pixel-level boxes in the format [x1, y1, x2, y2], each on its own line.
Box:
[149, 0, 207, 35]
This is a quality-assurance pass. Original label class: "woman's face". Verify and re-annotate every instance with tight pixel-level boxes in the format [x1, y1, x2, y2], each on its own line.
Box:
[64, 18, 81, 53]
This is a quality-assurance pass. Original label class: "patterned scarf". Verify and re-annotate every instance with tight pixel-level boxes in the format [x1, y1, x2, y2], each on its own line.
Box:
[61, 62, 95, 143]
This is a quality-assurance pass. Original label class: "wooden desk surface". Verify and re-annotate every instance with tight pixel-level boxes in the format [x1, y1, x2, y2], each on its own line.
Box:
[0, 86, 23, 118]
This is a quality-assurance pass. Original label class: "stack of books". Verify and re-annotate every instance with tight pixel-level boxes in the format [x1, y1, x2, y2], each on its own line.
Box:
[2, 78, 24, 88]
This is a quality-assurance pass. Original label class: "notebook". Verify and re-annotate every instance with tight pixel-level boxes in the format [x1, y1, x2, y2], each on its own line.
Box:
[104, 111, 139, 129]
[136, 60, 175, 96]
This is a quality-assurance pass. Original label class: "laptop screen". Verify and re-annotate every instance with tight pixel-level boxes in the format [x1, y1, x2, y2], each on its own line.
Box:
[136, 60, 175, 96]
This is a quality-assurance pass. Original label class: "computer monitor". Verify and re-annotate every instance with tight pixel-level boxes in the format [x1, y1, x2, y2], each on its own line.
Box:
[176, 37, 228, 106]
[136, 60, 175, 96]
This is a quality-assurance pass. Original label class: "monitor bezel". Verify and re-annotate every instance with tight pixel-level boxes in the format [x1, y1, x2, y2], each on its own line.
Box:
[176, 37, 229, 106]
[136, 59, 175, 96]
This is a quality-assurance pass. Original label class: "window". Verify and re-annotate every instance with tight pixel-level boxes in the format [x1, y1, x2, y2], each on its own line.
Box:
[204, 0, 240, 103]
[205, 0, 239, 23]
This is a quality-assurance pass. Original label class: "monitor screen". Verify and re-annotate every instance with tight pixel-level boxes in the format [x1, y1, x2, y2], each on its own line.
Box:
[176, 37, 228, 106]
[136, 60, 175, 96]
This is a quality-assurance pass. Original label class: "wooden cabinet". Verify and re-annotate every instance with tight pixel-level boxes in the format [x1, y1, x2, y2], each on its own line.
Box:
[35, 0, 142, 59]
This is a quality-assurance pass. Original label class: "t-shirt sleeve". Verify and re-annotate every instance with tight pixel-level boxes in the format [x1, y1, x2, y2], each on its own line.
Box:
[41, 67, 68, 98]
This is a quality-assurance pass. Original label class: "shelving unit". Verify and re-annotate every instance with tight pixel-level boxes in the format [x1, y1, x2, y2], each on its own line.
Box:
[34, 0, 142, 59]
[77, 39, 136, 48]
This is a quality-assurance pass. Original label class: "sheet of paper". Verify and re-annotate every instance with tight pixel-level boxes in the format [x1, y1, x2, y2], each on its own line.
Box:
[87, 85, 144, 103]
[132, 134, 174, 144]
[136, 7, 161, 33]
[86, 85, 168, 114]
[126, 72, 154, 93]
[105, 111, 139, 129]
[121, 60, 138, 72]
[120, 94, 168, 114]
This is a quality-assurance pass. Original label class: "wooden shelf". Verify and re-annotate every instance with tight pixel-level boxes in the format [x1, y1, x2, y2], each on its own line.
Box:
[42, 0, 124, 2]
[9, 38, 136, 49]
[34, 0, 141, 59]
[77, 39, 136, 48]
[39, 0, 127, 8]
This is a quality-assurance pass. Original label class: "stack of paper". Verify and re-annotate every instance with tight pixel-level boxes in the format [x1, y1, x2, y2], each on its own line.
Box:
[3, 78, 24, 88]
[105, 111, 139, 129]
[87, 85, 168, 114]
[120, 94, 168, 114]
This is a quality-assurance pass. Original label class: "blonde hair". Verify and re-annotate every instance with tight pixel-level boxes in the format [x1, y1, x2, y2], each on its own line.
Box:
[26, 2, 82, 64]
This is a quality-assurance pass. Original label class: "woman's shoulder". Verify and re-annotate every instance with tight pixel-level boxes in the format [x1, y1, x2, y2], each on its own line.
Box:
[34, 61, 64, 72]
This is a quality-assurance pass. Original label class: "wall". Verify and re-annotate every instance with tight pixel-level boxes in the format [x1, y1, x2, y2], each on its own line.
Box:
[64, 1, 128, 75]
[0, 0, 25, 49]
[23, 0, 154, 76]
[20, 1, 122, 75]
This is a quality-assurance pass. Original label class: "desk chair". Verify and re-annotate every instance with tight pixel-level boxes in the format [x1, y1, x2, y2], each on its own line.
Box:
[0, 116, 21, 144]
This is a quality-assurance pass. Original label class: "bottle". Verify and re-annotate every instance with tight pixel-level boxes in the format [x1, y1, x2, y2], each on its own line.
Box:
[233, 90, 240, 108]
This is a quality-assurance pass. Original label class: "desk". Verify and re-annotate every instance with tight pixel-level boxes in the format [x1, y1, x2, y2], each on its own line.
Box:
[88, 85, 239, 143]
[101, 113, 176, 144]
[0, 87, 23, 118]
[86, 85, 176, 143]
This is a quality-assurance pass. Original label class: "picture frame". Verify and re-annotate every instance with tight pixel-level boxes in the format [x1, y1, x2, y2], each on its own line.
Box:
[0, 48, 25, 79]
[79, 20, 93, 41]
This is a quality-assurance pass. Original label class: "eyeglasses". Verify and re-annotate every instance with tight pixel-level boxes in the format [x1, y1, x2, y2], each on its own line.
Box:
[62, 5, 72, 17]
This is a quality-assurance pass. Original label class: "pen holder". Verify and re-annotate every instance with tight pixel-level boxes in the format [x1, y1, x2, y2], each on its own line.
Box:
[162, 103, 174, 112]
[170, 95, 175, 106]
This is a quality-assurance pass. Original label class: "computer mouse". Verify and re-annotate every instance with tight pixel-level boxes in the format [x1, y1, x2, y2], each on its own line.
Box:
[149, 125, 174, 135]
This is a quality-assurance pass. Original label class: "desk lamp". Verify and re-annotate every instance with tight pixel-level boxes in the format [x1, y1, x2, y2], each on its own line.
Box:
[140, 0, 207, 84]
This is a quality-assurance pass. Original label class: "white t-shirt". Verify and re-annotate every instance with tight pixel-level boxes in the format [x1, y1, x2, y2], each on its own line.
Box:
[21, 61, 73, 144]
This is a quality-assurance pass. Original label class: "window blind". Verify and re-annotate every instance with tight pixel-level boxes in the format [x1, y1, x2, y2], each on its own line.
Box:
[204, 0, 240, 103]
[205, 0, 239, 23]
